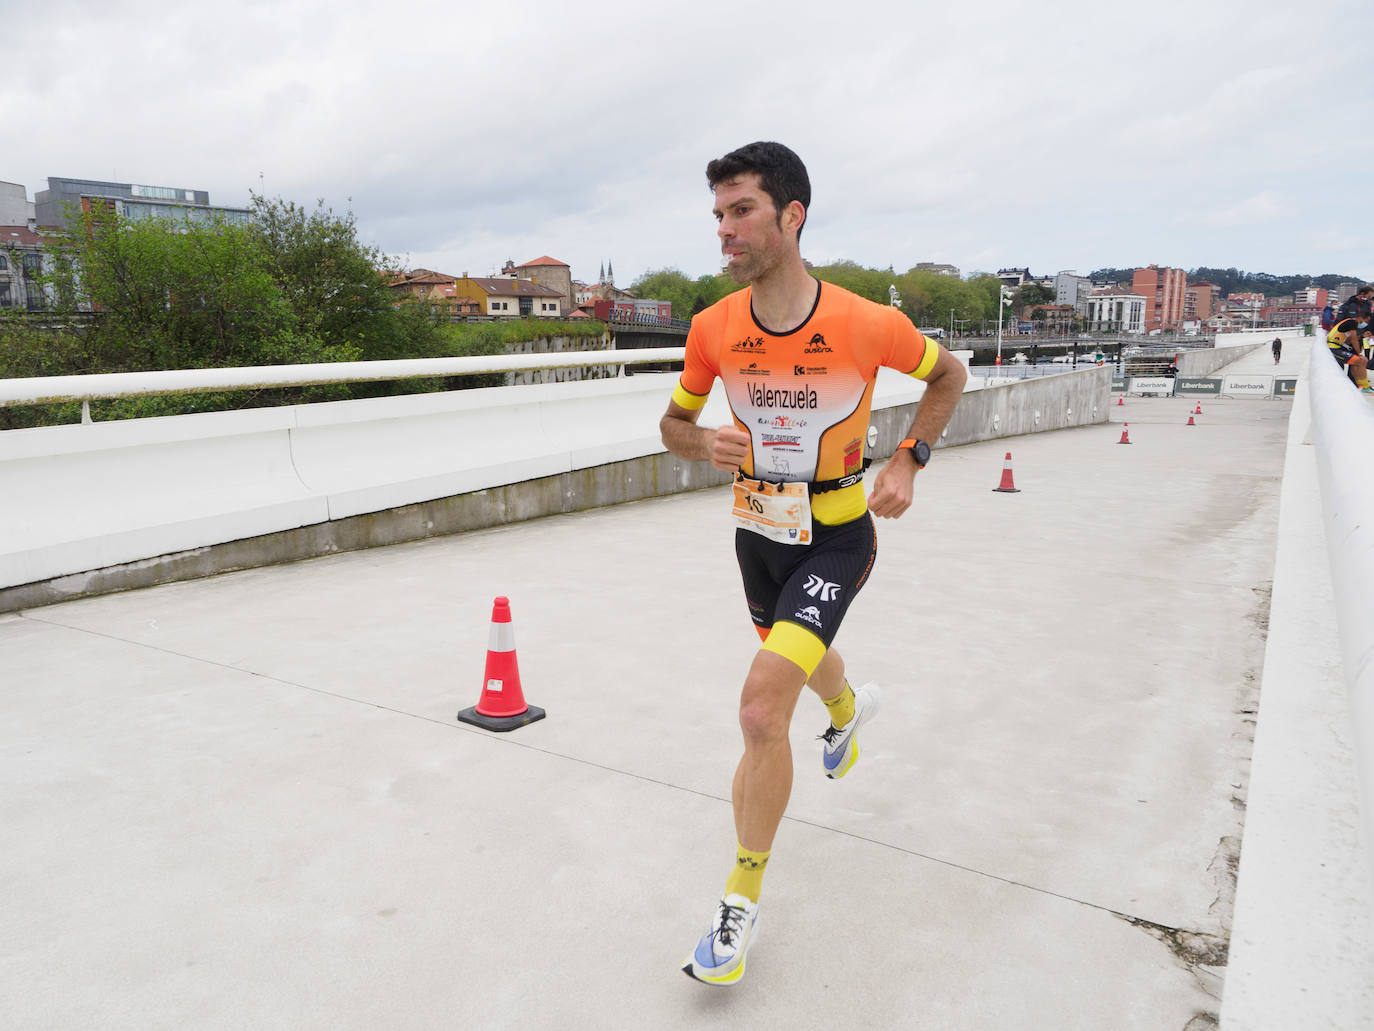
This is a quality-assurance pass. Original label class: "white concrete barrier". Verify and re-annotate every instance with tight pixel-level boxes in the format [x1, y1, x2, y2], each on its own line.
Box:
[1306, 337, 1374, 887]
[0, 354, 1101, 609]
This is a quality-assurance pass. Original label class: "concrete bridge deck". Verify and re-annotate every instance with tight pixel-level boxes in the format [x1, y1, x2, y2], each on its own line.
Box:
[2, 342, 1369, 1030]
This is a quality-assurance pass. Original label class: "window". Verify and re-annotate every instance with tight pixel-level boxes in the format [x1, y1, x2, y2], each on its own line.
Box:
[21, 253, 41, 277]
[0, 253, 7, 270]
[0, 282, 10, 306]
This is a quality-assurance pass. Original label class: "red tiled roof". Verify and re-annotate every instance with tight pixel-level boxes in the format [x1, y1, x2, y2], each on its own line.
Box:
[516, 256, 569, 268]
[466, 277, 562, 297]
[0, 225, 44, 245]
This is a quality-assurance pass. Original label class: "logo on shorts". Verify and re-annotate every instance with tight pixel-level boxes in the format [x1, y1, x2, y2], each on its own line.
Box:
[794, 605, 823, 627]
[803, 575, 841, 601]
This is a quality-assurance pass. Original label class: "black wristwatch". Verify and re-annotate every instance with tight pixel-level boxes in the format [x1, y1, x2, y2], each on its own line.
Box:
[898, 438, 931, 468]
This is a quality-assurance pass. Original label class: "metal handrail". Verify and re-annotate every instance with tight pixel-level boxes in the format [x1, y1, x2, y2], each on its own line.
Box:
[0, 346, 687, 408]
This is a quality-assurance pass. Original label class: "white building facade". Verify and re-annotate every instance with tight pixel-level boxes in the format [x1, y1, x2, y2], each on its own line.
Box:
[1086, 291, 1147, 334]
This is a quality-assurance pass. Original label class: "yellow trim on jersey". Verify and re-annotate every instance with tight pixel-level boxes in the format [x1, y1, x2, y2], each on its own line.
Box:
[909, 335, 940, 380]
[760, 620, 828, 675]
[671, 381, 709, 410]
[812, 482, 867, 525]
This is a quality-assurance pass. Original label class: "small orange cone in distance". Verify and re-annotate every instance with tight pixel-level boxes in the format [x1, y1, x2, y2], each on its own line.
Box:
[1194, 403, 1202, 415]
[1118, 423, 1132, 444]
[1186, 415, 1196, 426]
[1117, 395, 1125, 406]
[458, 596, 546, 732]
[992, 452, 1021, 493]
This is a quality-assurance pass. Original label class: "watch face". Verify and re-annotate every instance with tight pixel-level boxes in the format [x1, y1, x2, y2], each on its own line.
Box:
[913, 440, 931, 466]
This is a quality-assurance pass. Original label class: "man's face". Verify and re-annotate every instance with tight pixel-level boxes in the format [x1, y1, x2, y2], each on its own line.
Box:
[712, 174, 788, 284]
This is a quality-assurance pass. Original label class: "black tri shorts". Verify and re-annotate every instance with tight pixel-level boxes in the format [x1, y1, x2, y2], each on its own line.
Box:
[735, 511, 877, 674]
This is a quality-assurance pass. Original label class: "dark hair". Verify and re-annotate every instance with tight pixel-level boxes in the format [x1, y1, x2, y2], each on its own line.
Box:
[1359, 285, 1374, 296]
[706, 141, 811, 239]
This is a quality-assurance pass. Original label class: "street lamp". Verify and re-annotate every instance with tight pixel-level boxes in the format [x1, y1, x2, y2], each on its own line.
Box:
[997, 286, 1015, 365]
[889, 284, 901, 308]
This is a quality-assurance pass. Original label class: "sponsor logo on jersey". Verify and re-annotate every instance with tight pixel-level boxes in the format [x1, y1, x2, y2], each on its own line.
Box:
[803, 333, 832, 354]
[738, 362, 769, 376]
[761, 432, 801, 447]
[793, 364, 828, 376]
[844, 438, 863, 474]
[794, 605, 823, 628]
[757, 415, 807, 428]
[731, 335, 768, 354]
[803, 575, 841, 601]
[746, 382, 818, 410]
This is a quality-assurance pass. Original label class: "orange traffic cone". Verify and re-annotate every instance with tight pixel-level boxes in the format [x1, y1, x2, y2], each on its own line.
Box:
[992, 452, 1021, 493]
[1116, 395, 1124, 406]
[1194, 403, 1202, 415]
[1186, 415, 1195, 426]
[1118, 423, 1132, 444]
[458, 596, 546, 732]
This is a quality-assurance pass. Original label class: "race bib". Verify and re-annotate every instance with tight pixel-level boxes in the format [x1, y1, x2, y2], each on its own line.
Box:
[731, 476, 812, 545]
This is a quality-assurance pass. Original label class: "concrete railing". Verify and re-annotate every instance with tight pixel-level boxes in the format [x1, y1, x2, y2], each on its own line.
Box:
[0, 354, 1108, 611]
[1306, 337, 1374, 884]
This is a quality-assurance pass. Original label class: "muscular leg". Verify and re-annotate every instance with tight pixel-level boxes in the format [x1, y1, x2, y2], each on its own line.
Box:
[730, 649, 809, 852]
[805, 647, 846, 702]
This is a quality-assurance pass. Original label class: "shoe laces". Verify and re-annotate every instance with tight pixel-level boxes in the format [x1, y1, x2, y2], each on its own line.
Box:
[713, 900, 747, 947]
[819, 723, 841, 745]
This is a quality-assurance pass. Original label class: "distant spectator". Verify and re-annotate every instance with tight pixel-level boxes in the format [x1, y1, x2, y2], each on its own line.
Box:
[1166, 359, 1179, 378]
[1321, 304, 1336, 333]
[1272, 337, 1282, 364]
[1327, 296, 1373, 391]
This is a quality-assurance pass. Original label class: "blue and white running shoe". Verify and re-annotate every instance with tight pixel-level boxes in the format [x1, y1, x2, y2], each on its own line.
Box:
[682, 894, 760, 985]
[820, 682, 881, 779]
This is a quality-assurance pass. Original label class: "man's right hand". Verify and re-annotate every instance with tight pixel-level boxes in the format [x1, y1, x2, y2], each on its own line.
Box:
[711, 426, 751, 471]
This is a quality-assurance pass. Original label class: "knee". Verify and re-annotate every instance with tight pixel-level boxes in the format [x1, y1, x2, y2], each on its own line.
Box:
[738, 693, 790, 747]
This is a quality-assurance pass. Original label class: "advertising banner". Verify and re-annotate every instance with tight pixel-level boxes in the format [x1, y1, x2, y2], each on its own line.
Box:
[1174, 377, 1222, 396]
[1111, 376, 1128, 392]
[1221, 376, 1273, 398]
[1130, 377, 1175, 396]
[1273, 378, 1297, 397]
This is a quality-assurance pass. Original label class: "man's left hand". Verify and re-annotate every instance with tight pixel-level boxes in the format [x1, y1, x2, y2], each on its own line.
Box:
[867, 453, 916, 518]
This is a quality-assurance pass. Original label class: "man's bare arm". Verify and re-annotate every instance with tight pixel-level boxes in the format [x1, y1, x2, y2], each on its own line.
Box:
[661, 401, 750, 472]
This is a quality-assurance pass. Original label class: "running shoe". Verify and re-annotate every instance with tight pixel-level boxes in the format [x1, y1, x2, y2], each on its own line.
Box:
[820, 682, 882, 779]
[682, 894, 760, 985]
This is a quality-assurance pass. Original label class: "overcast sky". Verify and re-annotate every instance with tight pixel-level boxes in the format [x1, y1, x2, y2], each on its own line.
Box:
[4, 0, 1369, 288]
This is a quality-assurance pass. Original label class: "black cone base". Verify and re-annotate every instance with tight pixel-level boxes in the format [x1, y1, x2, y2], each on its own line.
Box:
[457, 704, 546, 732]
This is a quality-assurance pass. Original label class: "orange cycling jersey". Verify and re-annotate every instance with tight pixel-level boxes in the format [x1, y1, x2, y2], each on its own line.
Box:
[671, 281, 940, 525]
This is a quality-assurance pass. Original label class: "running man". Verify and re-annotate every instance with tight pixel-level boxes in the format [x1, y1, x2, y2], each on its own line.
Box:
[659, 142, 967, 986]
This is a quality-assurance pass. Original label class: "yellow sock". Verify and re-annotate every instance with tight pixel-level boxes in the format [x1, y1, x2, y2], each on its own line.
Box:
[823, 681, 855, 730]
[724, 843, 770, 902]
[1359, 379, 1370, 389]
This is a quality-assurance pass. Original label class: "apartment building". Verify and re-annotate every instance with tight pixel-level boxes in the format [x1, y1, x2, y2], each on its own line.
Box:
[0, 225, 49, 311]
[1131, 265, 1186, 332]
[1086, 288, 1146, 334]
[1183, 282, 1217, 322]
[0, 182, 34, 225]
[453, 276, 564, 317]
[1053, 271, 1093, 315]
[35, 177, 250, 231]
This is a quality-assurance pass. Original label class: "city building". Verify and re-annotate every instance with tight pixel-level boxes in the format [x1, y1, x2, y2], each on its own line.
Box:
[1183, 282, 1218, 322]
[0, 225, 50, 311]
[996, 267, 1032, 288]
[1334, 283, 1360, 305]
[386, 269, 481, 314]
[1086, 288, 1146, 334]
[452, 276, 564, 317]
[1031, 304, 1075, 334]
[912, 262, 960, 277]
[34, 177, 250, 231]
[1292, 286, 1329, 307]
[1053, 271, 1093, 315]
[506, 256, 572, 315]
[1131, 265, 1186, 332]
[0, 182, 34, 225]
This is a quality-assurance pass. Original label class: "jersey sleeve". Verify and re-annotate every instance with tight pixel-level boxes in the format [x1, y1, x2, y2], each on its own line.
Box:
[671, 311, 721, 411]
[883, 308, 940, 381]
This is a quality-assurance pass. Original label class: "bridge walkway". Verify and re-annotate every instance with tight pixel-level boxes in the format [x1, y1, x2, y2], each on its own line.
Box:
[2, 345, 1368, 1029]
